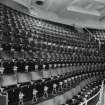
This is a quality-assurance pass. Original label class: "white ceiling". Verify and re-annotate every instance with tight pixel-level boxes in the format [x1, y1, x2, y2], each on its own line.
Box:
[12, 0, 105, 28]
[28, 0, 105, 20]
[13, 0, 105, 21]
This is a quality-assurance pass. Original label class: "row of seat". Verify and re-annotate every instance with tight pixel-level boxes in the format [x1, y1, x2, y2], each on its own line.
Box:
[0, 58, 104, 74]
[0, 3, 83, 39]
[0, 3, 99, 51]
[0, 29, 98, 54]
[89, 29, 105, 41]
[64, 80, 101, 105]
[1, 71, 104, 105]
[0, 41, 99, 56]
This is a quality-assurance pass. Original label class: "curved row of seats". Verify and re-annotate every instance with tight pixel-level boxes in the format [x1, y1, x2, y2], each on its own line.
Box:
[0, 57, 104, 74]
[1, 70, 104, 105]
[62, 80, 101, 105]
[88, 29, 105, 41]
[0, 3, 98, 51]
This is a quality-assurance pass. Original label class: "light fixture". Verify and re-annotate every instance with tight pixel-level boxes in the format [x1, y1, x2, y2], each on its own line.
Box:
[35, 0, 45, 5]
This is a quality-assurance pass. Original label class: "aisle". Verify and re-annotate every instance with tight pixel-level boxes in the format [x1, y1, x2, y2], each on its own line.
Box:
[103, 85, 105, 105]
[86, 84, 105, 105]
[100, 85, 105, 105]
[97, 85, 105, 105]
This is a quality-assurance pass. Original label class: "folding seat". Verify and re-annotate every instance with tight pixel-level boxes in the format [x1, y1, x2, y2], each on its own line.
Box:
[66, 98, 79, 105]
[25, 59, 35, 72]
[94, 63, 98, 72]
[79, 64, 83, 75]
[18, 82, 33, 102]
[56, 63, 63, 76]
[42, 77, 55, 96]
[86, 63, 90, 73]
[73, 95, 83, 105]
[15, 59, 26, 73]
[41, 62, 51, 78]
[84, 63, 88, 74]
[64, 63, 70, 75]
[42, 41, 48, 51]
[51, 43, 56, 52]
[30, 62, 43, 81]
[40, 76, 56, 96]
[1, 43, 12, 51]
[1, 85, 20, 105]
[101, 63, 105, 72]
[1, 31, 12, 43]
[81, 63, 85, 74]
[70, 76, 77, 88]
[2, 59, 14, 74]
[0, 61, 18, 105]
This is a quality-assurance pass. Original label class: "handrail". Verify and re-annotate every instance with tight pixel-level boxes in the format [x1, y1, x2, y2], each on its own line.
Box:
[79, 90, 100, 105]
[80, 79, 105, 105]
[83, 27, 101, 51]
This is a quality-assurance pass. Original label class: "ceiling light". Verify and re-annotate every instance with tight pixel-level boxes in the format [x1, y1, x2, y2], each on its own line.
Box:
[35, 0, 45, 5]
[67, 6, 100, 16]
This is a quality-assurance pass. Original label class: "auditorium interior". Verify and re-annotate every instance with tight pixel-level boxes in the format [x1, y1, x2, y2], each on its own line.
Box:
[0, 0, 105, 105]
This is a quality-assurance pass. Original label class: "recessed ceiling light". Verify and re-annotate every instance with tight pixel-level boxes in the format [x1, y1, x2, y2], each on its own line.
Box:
[35, 0, 44, 5]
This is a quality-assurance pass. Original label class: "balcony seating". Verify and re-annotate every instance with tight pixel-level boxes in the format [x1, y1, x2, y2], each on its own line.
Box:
[0, 3, 105, 105]
[65, 80, 101, 105]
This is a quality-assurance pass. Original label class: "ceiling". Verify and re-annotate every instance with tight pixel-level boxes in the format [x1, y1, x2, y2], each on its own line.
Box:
[11, 0, 105, 28]
[13, 0, 105, 21]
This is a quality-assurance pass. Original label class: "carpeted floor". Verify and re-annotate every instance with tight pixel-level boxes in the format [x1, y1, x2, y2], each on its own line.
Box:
[96, 85, 105, 105]
[102, 85, 105, 105]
